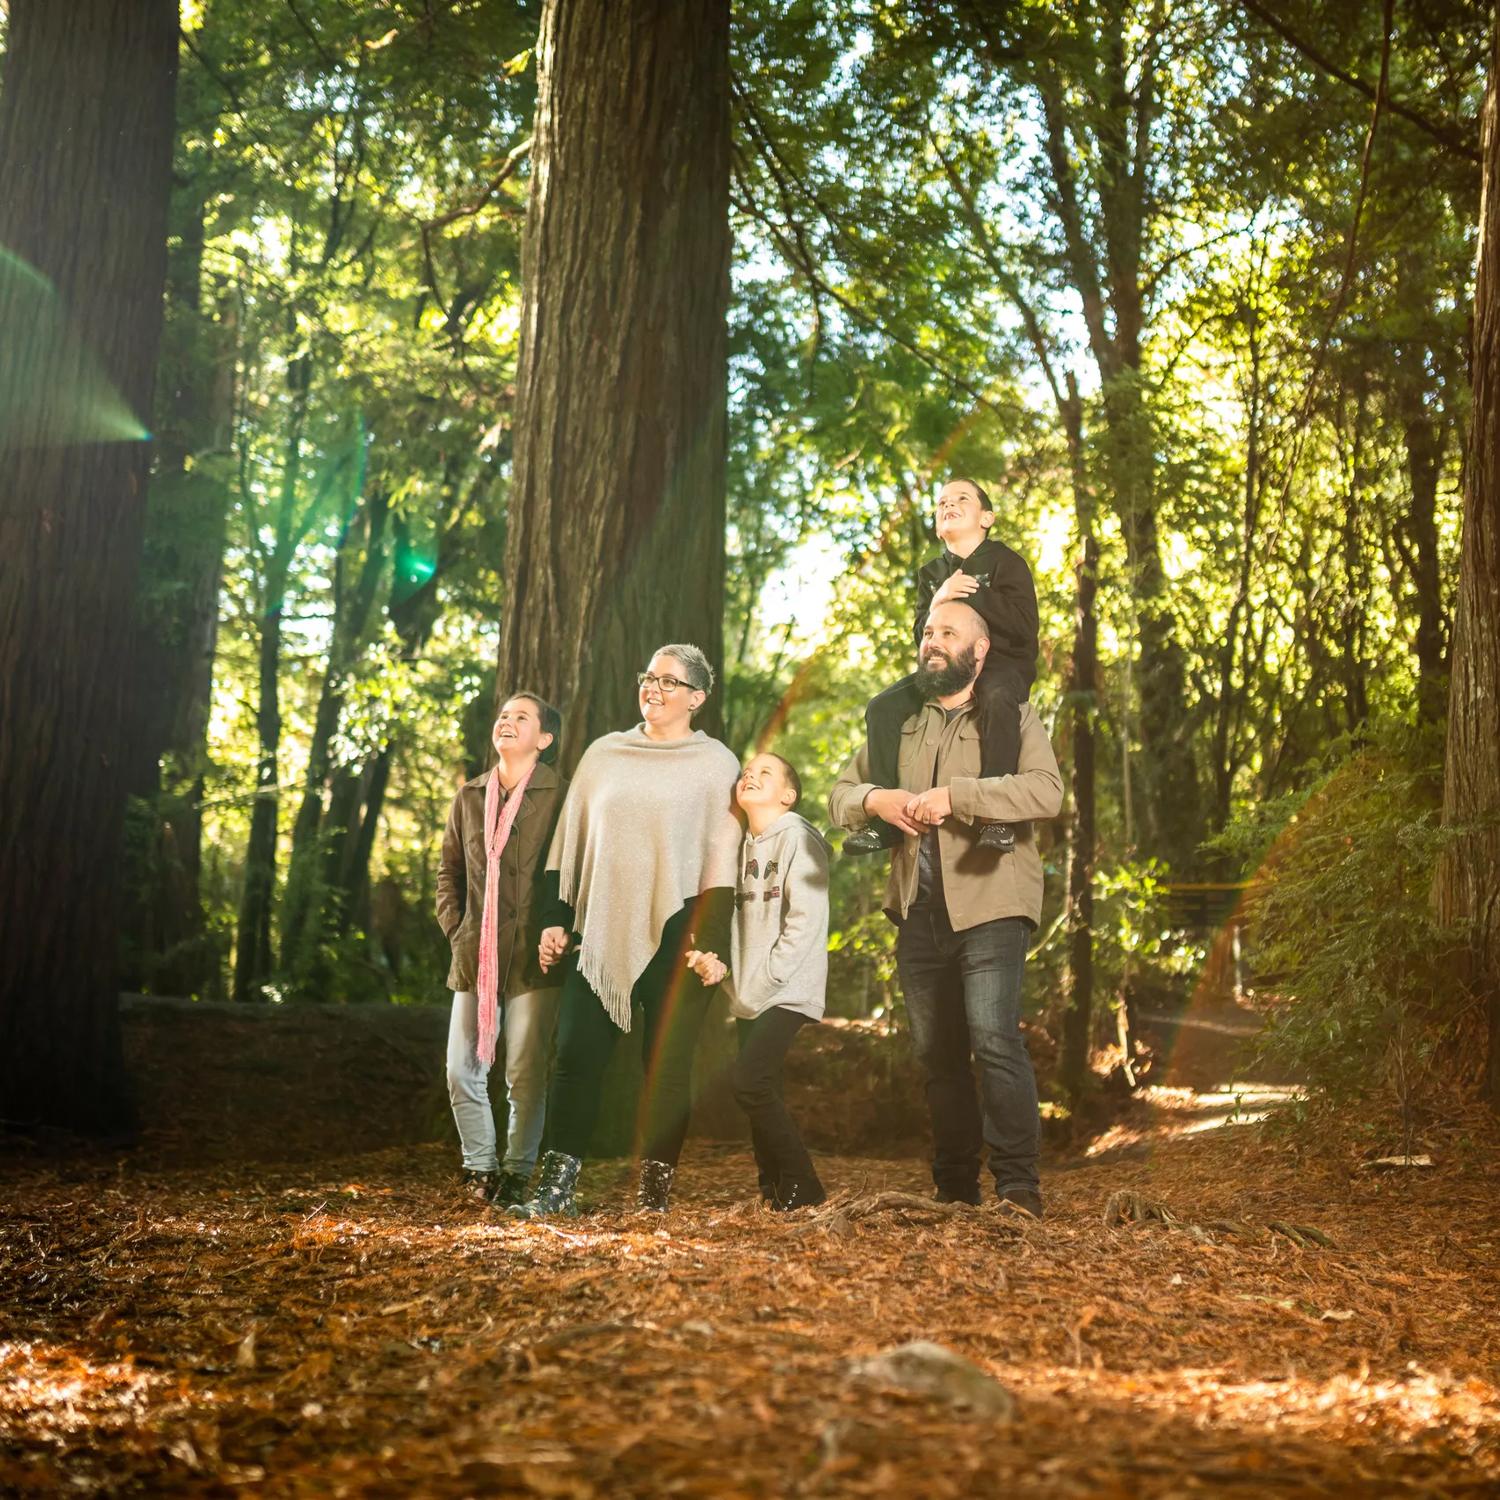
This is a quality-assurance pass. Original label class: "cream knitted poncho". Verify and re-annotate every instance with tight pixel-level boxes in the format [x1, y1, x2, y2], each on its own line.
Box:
[546, 726, 741, 1031]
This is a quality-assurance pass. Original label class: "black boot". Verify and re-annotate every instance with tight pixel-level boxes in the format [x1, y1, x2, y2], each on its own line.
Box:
[508, 1151, 581, 1220]
[977, 822, 1018, 853]
[636, 1158, 675, 1212]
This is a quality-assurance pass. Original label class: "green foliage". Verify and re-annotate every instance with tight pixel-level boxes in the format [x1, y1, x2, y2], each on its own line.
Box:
[1215, 724, 1469, 1116]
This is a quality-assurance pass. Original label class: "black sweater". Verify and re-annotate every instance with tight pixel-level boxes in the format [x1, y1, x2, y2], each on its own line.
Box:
[915, 535, 1038, 688]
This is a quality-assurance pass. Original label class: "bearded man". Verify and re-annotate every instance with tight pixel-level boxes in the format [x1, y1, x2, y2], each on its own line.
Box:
[829, 600, 1063, 1216]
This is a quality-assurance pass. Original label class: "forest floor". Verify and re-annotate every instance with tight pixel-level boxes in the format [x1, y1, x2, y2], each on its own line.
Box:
[3, 1001, 1499, 1497]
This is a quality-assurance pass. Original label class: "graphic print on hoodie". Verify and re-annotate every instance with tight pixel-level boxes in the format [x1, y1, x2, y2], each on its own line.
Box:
[727, 812, 831, 1022]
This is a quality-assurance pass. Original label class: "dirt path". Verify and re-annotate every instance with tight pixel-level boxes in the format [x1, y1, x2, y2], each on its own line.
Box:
[4, 1096, 1499, 1497]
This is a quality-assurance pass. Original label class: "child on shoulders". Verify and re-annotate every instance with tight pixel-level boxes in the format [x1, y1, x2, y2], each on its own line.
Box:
[843, 477, 1038, 857]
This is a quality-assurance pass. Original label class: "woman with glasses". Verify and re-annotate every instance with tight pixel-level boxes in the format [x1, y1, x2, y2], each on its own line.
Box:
[510, 644, 741, 1218]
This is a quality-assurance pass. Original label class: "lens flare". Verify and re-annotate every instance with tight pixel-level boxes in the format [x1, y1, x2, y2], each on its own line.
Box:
[0, 247, 150, 450]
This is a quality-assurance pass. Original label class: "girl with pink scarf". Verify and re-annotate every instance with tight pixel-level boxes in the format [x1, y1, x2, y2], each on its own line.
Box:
[436, 693, 568, 1208]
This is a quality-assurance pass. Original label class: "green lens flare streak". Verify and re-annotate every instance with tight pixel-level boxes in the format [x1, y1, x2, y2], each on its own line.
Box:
[0, 247, 151, 448]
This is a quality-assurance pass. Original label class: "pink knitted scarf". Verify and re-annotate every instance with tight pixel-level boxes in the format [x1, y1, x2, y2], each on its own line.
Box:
[476, 760, 535, 1066]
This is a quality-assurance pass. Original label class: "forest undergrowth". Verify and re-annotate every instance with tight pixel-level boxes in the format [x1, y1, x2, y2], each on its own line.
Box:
[3, 1015, 1498, 1497]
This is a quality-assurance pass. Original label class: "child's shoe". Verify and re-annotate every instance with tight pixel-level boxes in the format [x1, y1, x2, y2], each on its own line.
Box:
[977, 821, 1018, 853]
[770, 1179, 827, 1212]
[843, 821, 902, 856]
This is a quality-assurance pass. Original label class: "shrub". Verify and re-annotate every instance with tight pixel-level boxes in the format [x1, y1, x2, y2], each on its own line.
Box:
[1216, 723, 1472, 1130]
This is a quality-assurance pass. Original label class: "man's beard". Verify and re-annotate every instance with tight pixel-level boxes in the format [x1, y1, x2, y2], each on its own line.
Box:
[916, 642, 979, 701]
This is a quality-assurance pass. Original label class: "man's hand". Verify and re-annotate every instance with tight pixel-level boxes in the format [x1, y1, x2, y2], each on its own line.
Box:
[931, 572, 980, 607]
[685, 949, 727, 986]
[906, 786, 953, 825]
[539, 926, 570, 972]
[863, 787, 922, 835]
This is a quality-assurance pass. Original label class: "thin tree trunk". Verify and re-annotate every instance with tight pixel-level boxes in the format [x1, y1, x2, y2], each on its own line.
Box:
[0, 0, 178, 1131]
[496, 0, 731, 755]
[281, 487, 389, 982]
[1059, 377, 1098, 1099]
[232, 351, 311, 1003]
[1396, 352, 1449, 722]
[1436, 22, 1500, 1107]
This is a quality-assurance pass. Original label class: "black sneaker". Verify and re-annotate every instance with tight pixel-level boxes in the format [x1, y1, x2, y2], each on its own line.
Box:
[459, 1168, 498, 1204]
[492, 1170, 532, 1208]
[843, 822, 901, 857]
[998, 1187, 1044, 1219]
[934, 1184, 981, 1206]
[977, 822, 1017, 853]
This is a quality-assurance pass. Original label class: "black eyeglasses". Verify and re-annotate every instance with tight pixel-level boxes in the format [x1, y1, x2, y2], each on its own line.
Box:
[637, 672, 701, 695]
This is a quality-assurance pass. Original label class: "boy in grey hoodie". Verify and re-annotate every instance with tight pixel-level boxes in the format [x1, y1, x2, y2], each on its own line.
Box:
[690, 752, 829, 1210]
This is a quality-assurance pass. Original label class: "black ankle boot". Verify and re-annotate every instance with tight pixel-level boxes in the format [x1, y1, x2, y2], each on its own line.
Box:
[637, 1158, 675, 1212]
[491, 1169, 532, 1208]
[508, 1151, 581, 1220]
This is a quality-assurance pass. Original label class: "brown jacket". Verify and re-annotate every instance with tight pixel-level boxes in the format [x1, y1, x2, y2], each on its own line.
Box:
[436, 760, 567, 996]
[828, 699, 1063, 930]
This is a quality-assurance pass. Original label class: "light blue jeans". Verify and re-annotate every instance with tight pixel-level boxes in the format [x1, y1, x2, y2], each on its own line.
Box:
[446, 988, 559, 1176]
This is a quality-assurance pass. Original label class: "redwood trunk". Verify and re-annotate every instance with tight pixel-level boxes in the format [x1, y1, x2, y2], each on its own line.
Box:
[1437, 23, 1500, 1107]
[0, 0, 178, 1131]
[496, 0, 731, 756]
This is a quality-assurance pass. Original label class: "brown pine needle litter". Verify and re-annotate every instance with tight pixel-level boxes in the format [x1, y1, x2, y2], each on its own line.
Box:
[3, 1067, 1499, 1494]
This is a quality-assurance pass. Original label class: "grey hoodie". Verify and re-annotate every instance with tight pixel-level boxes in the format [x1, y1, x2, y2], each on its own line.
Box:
[726, 812, 831, 1022]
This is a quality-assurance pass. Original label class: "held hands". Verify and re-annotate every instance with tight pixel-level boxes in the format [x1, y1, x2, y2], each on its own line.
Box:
[931, 572, 980, 607]
[538, 926, 571, 973]
[685, 949, 727, 987]
[862, 785, 953, 834]
[905, 786, 953, 825]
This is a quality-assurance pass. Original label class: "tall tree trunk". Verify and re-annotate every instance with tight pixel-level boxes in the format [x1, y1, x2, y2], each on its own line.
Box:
[0, 0, 178, 1131]
[122, 133, 235, 996]
[232, 351, 311, 1003]
[1436, 24, 1500, 1108]
[1034, 22, 1201, 869]
[496, 0, 731, 757]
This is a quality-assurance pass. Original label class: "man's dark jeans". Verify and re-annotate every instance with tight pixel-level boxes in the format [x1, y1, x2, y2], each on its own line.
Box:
[896, 905, 1039, 1199]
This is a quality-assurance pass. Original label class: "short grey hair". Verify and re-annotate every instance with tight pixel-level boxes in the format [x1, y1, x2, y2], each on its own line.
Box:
[651, 642, 715, 694]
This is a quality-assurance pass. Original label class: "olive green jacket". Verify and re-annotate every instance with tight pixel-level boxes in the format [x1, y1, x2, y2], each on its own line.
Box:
[436, 760, 567, 997]
[828, 700, 1063, 930]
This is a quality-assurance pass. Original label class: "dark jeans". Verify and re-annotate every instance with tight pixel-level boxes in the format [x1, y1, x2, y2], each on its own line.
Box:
[866, 662, 1028, 793]
[732, 1007, 823, 1205]
[896, 906, 1039, 1197]
[546, 907, 711, 1167]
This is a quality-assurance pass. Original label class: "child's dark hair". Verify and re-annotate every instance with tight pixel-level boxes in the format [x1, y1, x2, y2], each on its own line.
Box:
[767, 752, 802, 811]
[501, 691, 562, 764]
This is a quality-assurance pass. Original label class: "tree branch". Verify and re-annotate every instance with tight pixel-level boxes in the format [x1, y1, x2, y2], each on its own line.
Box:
[1237, 0, 1479, 164]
